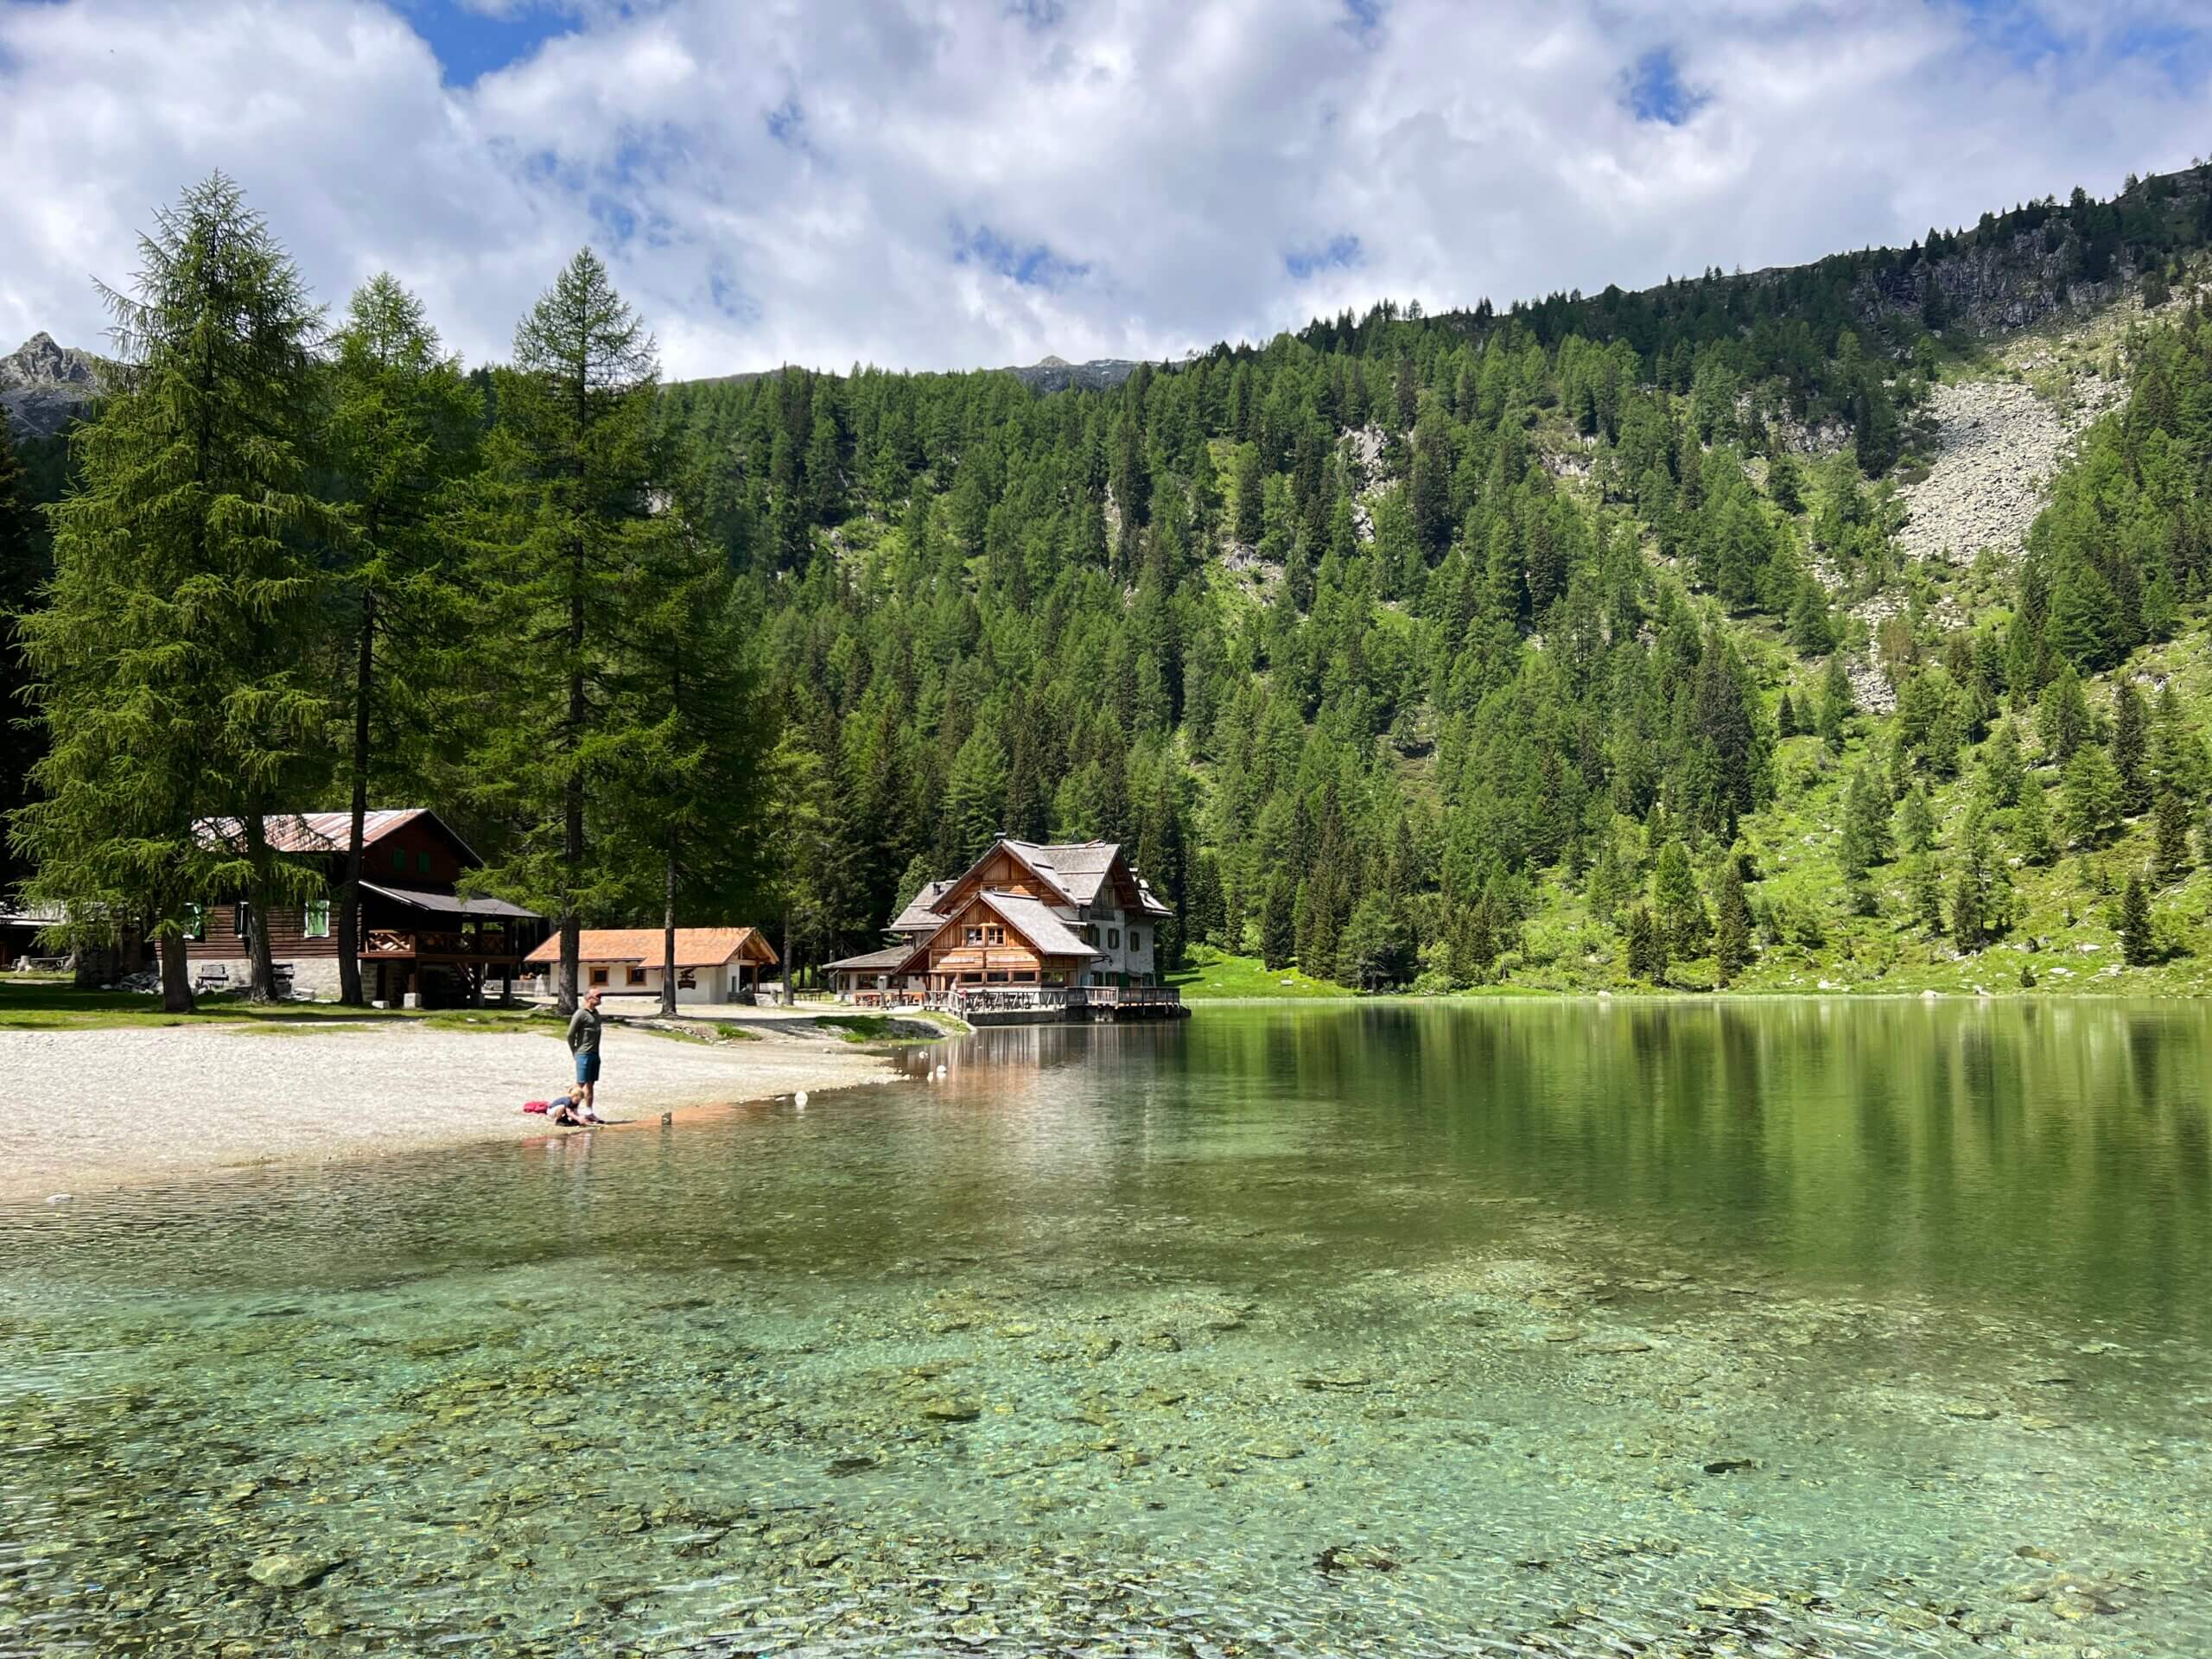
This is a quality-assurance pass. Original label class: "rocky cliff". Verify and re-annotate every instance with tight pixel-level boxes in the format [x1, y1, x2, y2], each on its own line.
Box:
[1, 332, 106, 437]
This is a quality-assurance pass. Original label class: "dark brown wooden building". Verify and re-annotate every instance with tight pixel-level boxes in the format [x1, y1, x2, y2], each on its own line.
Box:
[188, 810, 543, 1004]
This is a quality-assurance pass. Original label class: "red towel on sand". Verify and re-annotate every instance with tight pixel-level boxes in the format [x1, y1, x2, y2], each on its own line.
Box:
[522, 1099, 550, 1115]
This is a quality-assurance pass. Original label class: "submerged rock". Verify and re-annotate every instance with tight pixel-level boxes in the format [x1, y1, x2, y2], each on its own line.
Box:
[245, 1552, 340, 1590]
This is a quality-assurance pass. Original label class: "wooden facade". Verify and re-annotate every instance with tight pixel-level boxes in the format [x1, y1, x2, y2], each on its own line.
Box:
[186, 810, 543, 1004]
[898, 891, 1089, 992]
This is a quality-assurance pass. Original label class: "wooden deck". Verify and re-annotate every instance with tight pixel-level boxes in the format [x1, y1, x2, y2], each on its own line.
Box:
[853, 984, 1186, 1021]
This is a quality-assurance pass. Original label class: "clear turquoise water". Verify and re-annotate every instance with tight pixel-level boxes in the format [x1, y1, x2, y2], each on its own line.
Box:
[3, 999, 2209, 1656]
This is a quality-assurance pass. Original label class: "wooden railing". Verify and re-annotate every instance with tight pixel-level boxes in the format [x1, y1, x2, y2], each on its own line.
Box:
[359, 929, 523, 960]
[849, 983, 1182, 1015]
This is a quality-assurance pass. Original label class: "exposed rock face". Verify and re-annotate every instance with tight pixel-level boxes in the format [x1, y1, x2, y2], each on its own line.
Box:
[1, 332, 107, 436]
[1895, 380, 2075, 568]
[1001, 357, 1141, 393]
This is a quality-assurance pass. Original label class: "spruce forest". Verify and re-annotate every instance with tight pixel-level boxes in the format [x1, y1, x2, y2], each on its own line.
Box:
[13, 165, 2212, 998]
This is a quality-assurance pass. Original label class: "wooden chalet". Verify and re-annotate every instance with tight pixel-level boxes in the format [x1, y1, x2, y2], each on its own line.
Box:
[189, 810, 543, 1004]
[829, 837, 1183, 1020]
[524, 927, 779, 1004]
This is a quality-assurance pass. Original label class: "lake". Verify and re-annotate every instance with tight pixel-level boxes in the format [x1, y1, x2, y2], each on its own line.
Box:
[3, 999, 2209, 1656]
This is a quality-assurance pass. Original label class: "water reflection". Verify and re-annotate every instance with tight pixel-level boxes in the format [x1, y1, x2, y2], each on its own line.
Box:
[3, 1000, 2210, 1656]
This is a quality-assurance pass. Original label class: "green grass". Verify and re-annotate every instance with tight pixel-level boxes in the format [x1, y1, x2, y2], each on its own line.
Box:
[0, 979, 559, 1033]
[1167, 945, 1354, 1000]
[808, 1012, 958, 1043]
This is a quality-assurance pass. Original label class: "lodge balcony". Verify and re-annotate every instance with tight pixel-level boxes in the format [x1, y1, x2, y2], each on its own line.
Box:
[359, 928, 527, 962]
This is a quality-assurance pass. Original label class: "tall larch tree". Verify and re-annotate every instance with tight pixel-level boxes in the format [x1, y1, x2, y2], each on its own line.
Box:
[14, 175, 334, 1008]
[325, 273, 485, 1004]
[471, 249, 661, 1013]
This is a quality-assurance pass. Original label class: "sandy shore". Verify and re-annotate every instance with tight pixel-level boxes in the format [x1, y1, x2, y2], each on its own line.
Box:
[0, 1021, 903, 1204]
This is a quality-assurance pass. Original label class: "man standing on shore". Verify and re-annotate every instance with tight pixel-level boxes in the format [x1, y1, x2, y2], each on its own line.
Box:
[568, 987, 606, 1121]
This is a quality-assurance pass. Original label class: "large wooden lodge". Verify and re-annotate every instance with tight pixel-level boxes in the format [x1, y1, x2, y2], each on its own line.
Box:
[827, 837, 1185, 1020]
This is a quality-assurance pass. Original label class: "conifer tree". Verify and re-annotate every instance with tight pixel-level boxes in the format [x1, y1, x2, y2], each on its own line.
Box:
[1906, 852, 1945, 934]
[1838, 763, 1892, 874]
[2110, 681, 2150, 814]
[1977, 719, 2024, 806]
[614, 518, 772, 1016]
[2037, 664, 2091, 763]
[1649, 840, 1710, 957]
[1949, 805, 2009, 950]
[1624, 904, 1667, 983]
[1896, 783, 1936, 855]
[2013, 776, 2056, 865]
[1819, 652, 1852, 753]
[1775, 690, 1799, 739]
[468, 249, 662, 1013]
[2061, 745, 2124, 849]
[1712, 855, 1753, 984]
[14, 175, 334, 1009]
[325, 273, 484, 1003]
[2153, 787, 2192, 883]
[944, 727, 1009, 866]
[2120, 872, 2155, 965]
[1260, 871, 1296, 970]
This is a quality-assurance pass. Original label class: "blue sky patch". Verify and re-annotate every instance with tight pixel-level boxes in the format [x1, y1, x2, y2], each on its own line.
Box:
[402, 0, 577, 86]
[1285, 233, 1362, 280]
[955, 224, 1090, 289]
[767, 96, 807, 149]
[1339, 0, 1385, 44]
[1624, 46, 1706, 125]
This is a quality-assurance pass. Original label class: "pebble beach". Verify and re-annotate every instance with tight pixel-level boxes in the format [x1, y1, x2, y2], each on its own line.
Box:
[0, 1020, 899, 1205]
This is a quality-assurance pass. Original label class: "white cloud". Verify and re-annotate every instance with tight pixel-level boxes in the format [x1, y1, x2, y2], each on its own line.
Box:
[3, 0, 2209, 380]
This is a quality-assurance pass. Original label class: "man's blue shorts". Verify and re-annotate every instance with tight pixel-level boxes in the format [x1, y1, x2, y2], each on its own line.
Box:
[575, 1050, 601, 1085]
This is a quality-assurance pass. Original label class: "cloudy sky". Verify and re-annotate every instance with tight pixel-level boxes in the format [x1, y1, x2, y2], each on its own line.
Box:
[3, 0, 2209, 380]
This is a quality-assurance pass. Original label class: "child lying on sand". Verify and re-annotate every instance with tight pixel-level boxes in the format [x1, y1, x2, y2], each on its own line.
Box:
[524, 1086, 604, 1127]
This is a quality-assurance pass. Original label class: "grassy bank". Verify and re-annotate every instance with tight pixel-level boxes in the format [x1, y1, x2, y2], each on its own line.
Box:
[0, 976, 556, 1033]
[1166, 947, 1354, 1000]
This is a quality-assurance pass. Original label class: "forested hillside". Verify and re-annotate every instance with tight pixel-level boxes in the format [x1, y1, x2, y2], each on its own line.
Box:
[10, 164, 2212, 996]
[656, 163, 2212, 992]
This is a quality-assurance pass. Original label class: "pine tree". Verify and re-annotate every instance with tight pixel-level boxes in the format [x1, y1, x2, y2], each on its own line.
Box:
[2013, 777, 2056, 864]
[1949, 805, 2010, 950]
[1775, 690, 1799, 739]
[1896, 783, 1936, 855]
[1649, 840, 1710, 957]
[2154, 787, 2192, 883]
[1624, 904, 1668, 983]
[1789, 582, 1835, 653]
[2110, 681, 2150, 814]
[1713, 855, 1753, 984]
[2037, 664, 2091, 763]
[468, 248, 663, 1013]
[614, 516, 772, 1016]
[1260, 871, 1295, 970]
[2061, 745, 2124, 849]
[1906, 852, 1946, 934]
[13, 175, 334, 1009]
[1819, 652, 1852, 753]
[1837, 763, 1892, 874]
[2120, 872, 2156, 965]
[944, 727, 1009, 867]
[325, 273, 484, 1003]
[1977, 719, 2024, 807]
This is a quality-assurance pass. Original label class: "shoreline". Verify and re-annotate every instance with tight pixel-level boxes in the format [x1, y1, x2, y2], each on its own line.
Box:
[0, 1021, 912, 1208]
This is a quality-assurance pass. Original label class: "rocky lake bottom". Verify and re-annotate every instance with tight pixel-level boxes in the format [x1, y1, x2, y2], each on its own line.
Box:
[3, 1001, 2208, 1656]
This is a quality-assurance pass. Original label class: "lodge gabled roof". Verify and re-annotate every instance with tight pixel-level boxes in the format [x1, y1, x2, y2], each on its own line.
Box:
[195, 808, 480, 864]
[524, 926, 779, 969]
[890, 887, 1102, 976]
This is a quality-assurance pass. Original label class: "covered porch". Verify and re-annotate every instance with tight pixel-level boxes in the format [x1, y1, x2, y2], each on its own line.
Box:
[357, 883, 543, 1007]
